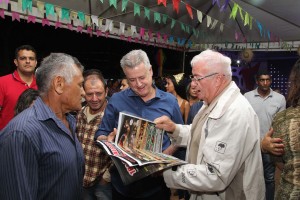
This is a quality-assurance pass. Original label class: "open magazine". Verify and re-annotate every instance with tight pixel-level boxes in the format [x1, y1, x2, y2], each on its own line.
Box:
[97, 111, 187, 185]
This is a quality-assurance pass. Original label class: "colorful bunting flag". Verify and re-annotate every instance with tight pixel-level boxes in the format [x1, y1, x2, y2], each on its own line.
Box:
[55, 21, 61, 29]
[78, 12, 84, 21]
[154, 12, 161, 23]
[91, 15, 99, 27]
[22, 0, 32, 12]
[109, 0, 117, 9]
[134, 3, 140, 16]
[11, 11, 20, 21]
[186, 4, 193, 19]
[122, 0, 128, 12]
[230, 3, 238, 19]
[171, 19, 176, 29]
[162, 14, 167, 24]
[144, 7, 150, 20]
[41, 18, 50, 26]
[45, 3, 54, 16]
[157, 0, 167, 7]
[197, 10, 203, 23]
[0, 9, 5, 19]
[172, 0, 180, 14]
[140, 27, 145, 38]
[27, 15, 35, 23]
[61, 8, 70, 20]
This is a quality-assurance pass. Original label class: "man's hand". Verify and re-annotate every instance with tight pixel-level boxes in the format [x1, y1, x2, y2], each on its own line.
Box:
[154, 116, 176, 133]
[261, 128, 284, 156]
[97, 128, 117, 142]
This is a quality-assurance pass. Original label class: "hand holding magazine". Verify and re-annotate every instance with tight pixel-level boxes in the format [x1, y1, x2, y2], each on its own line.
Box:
[97, 111, 186, 185]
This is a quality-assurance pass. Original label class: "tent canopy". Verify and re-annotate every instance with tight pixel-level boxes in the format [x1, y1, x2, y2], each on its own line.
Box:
[2, 0, 300, 52]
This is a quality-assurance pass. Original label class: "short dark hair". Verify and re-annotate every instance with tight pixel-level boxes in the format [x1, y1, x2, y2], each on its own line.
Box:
[255, 69, 271, 80]
[15, 45, 37, 59]
[83, 69, 106, 89]
[14, 88, 39, 116]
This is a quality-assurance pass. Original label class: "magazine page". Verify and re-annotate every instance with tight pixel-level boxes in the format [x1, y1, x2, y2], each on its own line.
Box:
[97, 140, 139, 166]
[114, 112, 166, 166]
[111, 155, 187, 185]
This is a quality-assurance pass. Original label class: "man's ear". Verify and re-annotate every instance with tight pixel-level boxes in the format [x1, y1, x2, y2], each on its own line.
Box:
[53, 76, 65, 95]
[14, 59, 18, 67]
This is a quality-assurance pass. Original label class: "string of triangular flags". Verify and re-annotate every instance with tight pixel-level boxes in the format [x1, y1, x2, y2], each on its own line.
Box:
[0, 0, 291, 51]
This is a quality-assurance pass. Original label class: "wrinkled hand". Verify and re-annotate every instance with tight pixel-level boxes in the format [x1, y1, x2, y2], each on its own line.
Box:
[154, 115, 176, 133]
[163, 144, 177, 155]
[261, 128, 284, 156]
[97, 128, 117, 142]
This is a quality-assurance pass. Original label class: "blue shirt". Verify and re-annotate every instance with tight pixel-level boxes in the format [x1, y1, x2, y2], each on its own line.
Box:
[95, 87, 183, 198]
[0, 97, 84, 200]
[187, 101, 203, 124]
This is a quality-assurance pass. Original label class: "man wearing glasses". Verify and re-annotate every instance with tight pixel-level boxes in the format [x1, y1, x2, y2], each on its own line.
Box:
[155, 49, 265, 199]
[244, 69, 286, 200]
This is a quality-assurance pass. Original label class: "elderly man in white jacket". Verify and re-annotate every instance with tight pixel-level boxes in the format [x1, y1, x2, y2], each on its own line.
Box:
[155, 49, 265, 200]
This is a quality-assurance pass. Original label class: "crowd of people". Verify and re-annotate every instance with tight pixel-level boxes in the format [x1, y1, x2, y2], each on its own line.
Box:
[0, 45, 299, 200]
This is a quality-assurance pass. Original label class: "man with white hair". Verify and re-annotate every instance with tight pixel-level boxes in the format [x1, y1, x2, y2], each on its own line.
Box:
[155, 49, 265, 199]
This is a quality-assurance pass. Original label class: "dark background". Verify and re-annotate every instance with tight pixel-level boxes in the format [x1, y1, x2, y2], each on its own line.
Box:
[1, 16, 299, 92]
[0, 17, 185, 78]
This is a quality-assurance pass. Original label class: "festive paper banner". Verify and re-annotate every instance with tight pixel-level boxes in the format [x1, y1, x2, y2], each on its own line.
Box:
[0, 9, 5, 18]
[45, 3, 54, 16]
[91, 15, 98, 27]
[162, 14, 167, 24]
[27, 15, 35, 23]
[109, 0, 117, 9]
[55, 7, 61, 18]
[22, 0, 32, 12]
[133, 3, 140, 16]
[122, 0, 128, 12]
[11, 11, 20, 21]
[144, 7, 150, 20]
[85, 15, 91, 27]
[157, 0, 166, 7]
[77, 11, 84, 21]
[206, 16, 211, 27]
[36, 1, 44, 14]
[154, 12, 161, 23]
[220, 23, 224, 32]
[61, 8, 69, 20]
[55, 21, 61, 29]
[67, 23, 73, 31]
[230, 3, 238, 19]
[197, 10, 203, 23]
[119, 22, 125, 34]
[41, 18, 50, 26]
[186, 4, 193, 19]
[172, 0, 179, 14]
[210, 19, 218, 29]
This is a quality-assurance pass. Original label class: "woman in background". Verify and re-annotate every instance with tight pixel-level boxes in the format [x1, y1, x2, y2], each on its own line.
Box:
[165, 73, 190, 124]
[14, 88, 39, 116]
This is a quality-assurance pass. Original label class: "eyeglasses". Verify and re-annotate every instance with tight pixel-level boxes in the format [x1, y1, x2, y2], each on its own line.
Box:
[189, 73, 218, 82]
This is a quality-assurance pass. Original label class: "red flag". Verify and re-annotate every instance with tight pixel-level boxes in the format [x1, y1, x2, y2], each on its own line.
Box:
[172, 0, 180, 14]
[157, 0, 167, 7]
[186, 4, 193, 19]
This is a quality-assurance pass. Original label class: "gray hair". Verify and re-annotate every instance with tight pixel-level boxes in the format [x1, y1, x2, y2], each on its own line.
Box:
[191, 49, 232, 77]
[120, 49, 151, 70]
[36, 53, 84, 96]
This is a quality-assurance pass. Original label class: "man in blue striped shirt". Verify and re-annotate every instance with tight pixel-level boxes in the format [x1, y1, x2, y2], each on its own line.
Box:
[0, 53, 85, 200]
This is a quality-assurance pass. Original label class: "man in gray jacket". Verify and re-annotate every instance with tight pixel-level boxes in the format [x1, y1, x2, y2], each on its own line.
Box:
[155, 49, 265, 200]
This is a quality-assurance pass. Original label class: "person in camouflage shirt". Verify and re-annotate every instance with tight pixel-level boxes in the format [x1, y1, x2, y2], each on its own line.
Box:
[271, 59, 300, 200]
